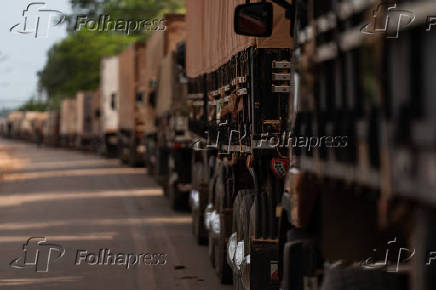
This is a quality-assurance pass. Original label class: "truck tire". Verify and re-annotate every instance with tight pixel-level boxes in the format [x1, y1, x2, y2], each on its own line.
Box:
[213, 163, 233, 284]
[192, 203, 207, 244]
[128, 145, 138, 167]
[209, 232, 216, 268]
[208, 161, 220, 268]
[215, 212, 233, 284]
[192, 160, 206, 244]
[321, 265, 408, 290]
[231, 189, 255, 290]
[168, 180, 180, 210]
[231, 192, 242, 290]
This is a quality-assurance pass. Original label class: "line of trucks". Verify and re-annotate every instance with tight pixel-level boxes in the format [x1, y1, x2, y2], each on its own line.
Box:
[1, 1, 436, 289]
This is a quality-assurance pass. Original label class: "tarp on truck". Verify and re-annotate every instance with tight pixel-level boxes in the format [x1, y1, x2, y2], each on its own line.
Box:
[156, 53, 175, 116]
[60, 99, 77, 135]
[156, 52, 188, 117]
[7, 111, 25, 137]
[118, 45, 137, 130]
[19, 111, 47, 140]
[21, 112, 41, 135]
[144, 14, 186, 134]
[118, 43, 147, 131]
[186, 0, 293, 77]
[43, 111, 59, 137]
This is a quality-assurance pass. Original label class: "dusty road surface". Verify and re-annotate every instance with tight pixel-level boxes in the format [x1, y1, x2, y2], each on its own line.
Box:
[0, 138, 231, 290]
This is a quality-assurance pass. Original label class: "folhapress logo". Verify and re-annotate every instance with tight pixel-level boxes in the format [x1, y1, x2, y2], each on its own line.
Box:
[9, 237, 65, 272]
[9, 2, 66, 38]
[361, 2, 415, 38]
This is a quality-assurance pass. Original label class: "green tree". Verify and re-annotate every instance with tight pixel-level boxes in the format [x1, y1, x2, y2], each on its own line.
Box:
[18, 98, 48, 112]
[68, 0, 185, 36]
[38, 0, 185, 101]
[38, 30, 133, 98]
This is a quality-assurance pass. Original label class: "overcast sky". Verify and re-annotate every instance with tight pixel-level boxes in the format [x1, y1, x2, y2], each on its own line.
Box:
[0, 0, 71, 110]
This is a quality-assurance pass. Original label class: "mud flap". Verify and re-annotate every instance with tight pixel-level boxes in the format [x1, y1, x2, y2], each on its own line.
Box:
[247, 239, 280, 290]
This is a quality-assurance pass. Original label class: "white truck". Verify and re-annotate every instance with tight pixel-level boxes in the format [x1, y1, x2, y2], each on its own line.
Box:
[100, 56, 120, 157]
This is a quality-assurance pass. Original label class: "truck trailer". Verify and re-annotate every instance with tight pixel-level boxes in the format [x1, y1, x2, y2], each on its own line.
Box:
[185, 1, 436, 290]
[42, 111, 60, 147]
[117, 43, 147, 166]
[60, 98, 77, 147]
[279, 1, 436, 290]
[100, 56, 120, 157]
[6, 111, 25, 139]
[143, 14, 187, 178]
[150, 15, 191, 209]
[21, 111, 45, 141]
[154, 41, 193, 210]
[75, 90, 101, 150]
[186, 0, 293, 287]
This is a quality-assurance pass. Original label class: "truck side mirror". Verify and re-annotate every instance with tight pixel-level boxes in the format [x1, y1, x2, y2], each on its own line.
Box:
[234, 2, 273, 37]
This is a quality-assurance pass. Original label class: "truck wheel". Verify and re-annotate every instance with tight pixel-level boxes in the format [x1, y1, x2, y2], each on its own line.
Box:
[192, 160, 208, 245]
[322, 263, 407, 290]
[230, 190, 255, 290]
[214, 163, 233, 284]
[208, 159, 222, 268]
[192, 205, 207, 245]
[120, 141, 128, 164]
[209, 232, 216, 268]
[231, 192, 242, 290]
[215, 217, 233, 283]
[208, 169, 219, 268]
[191, 161, 201, 237]
[128, 147, 138, 167]
[168, 160, 186, 211]
[168, 181, 179, 210]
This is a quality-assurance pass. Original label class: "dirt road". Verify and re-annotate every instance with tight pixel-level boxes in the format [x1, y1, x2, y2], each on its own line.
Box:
[0, 138, 231, 290]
